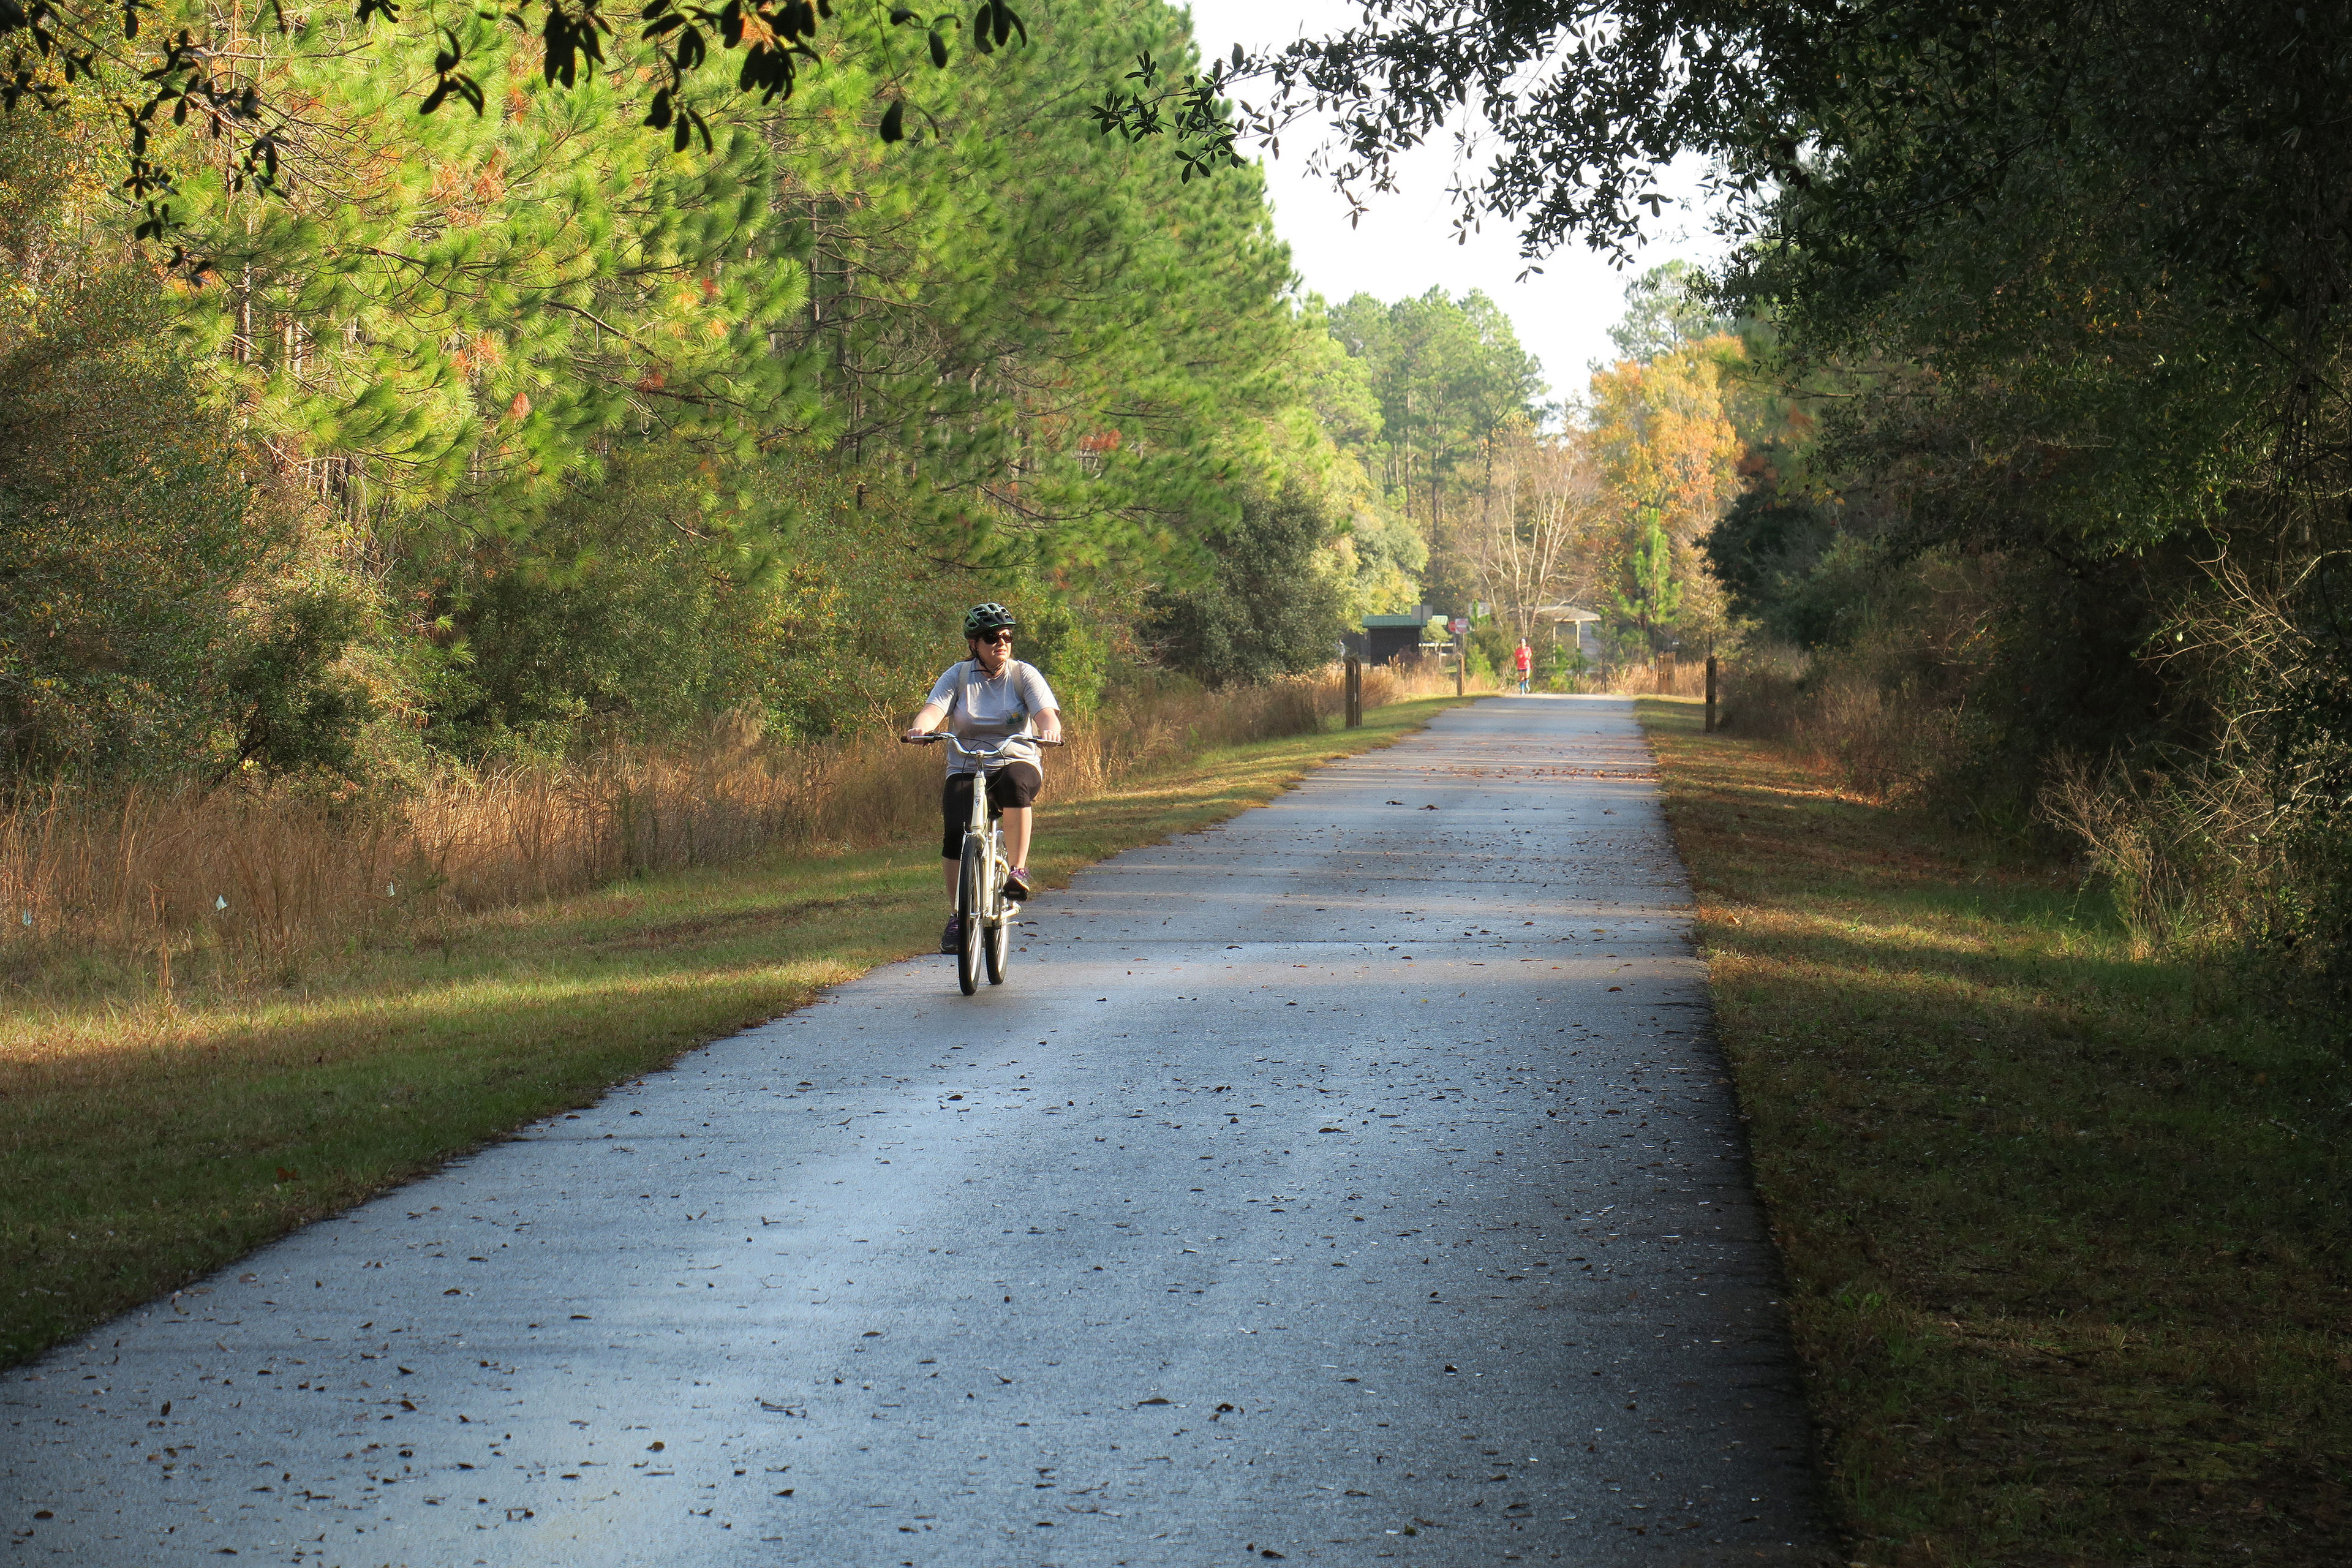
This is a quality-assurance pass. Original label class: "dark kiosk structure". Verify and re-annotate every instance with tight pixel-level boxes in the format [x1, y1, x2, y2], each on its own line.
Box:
[1358, 612, 1437, 667]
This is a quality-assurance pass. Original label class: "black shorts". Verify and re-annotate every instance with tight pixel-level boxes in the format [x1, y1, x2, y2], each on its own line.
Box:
[941, 764, 1043, 858]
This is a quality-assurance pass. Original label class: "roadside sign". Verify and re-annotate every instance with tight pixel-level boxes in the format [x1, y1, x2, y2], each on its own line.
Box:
[1449, 617, 1468, 635]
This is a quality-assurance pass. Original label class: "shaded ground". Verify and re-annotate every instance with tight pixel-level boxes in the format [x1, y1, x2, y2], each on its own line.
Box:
[1640, 697, 2350, 1567]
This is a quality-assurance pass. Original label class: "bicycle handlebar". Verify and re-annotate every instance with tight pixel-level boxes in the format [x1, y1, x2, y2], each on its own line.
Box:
[902, 732, 1065, 758]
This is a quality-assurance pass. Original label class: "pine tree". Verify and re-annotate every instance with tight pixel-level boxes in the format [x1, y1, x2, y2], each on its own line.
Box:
[1608, 512, 1682, 655]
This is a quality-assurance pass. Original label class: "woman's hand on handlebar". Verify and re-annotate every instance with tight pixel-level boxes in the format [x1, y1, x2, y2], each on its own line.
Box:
[900, 729, 1065, 750]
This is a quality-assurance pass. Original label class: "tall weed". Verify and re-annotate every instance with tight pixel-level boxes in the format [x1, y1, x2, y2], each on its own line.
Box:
[1719, 643, 1961, 802]
[2037, 760, 2285, 953]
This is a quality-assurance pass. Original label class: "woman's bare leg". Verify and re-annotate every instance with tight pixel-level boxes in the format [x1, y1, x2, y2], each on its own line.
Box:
[1000, 806, 1031, 869]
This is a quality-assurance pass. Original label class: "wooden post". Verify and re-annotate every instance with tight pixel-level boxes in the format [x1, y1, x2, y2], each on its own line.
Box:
[1344, 656, 1363, 728]
[1705, 655, 1718, 733]
[1453, 632, 1466, 696]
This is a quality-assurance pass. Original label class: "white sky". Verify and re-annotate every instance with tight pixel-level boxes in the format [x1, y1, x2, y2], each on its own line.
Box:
[1178, 0, 1725, 407]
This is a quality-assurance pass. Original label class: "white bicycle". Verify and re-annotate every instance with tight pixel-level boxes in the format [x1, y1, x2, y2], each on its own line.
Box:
[903, 733, 1061, 995]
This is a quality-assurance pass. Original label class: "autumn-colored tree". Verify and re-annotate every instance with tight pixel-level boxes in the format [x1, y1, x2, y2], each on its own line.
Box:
[1588, 336, 1744, 545]
[1586, 331, 1746, 650]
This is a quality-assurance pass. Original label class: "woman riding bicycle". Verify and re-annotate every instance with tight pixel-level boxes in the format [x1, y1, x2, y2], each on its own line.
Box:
[903, 603, 1063, 954]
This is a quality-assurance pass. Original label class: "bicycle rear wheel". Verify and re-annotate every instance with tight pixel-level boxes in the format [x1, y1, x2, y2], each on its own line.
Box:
[957, 839, 984, 996]
[984, 902, 1011, 984]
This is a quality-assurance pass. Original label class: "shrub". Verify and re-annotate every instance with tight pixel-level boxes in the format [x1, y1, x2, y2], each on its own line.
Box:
[0, 273, 271, 780]
[1141, 480, 1348, 687]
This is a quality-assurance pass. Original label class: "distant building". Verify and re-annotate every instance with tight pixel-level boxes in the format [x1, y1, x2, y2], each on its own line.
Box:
[1357, 611, 1437, 666]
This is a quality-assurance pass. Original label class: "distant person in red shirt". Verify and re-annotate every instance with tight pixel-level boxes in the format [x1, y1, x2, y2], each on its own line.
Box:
[1514, 638, 1532, 692]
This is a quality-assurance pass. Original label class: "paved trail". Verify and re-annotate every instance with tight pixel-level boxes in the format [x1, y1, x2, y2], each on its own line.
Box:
[4, 696, 1828, 1566]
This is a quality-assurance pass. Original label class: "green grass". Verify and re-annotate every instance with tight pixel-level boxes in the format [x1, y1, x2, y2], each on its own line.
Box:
[0, 695, 1468, 1368]
[1635, 696, 2351, 1567]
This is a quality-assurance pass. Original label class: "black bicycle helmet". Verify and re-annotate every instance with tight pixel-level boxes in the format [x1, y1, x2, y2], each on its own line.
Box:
[963, 602, 1017, 639]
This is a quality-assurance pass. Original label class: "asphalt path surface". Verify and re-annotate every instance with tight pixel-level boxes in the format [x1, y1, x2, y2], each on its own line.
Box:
[4, 695, 1829, 1566]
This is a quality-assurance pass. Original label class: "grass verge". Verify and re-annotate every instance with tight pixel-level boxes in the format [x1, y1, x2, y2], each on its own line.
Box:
[1636, 696, 2350, 1566]
[1, 695, 1468, 1368]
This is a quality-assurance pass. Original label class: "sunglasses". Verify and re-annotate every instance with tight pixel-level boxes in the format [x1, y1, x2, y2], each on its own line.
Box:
[977, 630, 1014, 644]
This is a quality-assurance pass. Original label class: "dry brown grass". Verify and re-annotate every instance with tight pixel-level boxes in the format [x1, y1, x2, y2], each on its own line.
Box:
[0, 665, 1445, 995]
[1578, 658, 1710, 697]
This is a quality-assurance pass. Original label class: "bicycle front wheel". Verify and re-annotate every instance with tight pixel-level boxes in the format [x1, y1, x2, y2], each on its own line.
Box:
[957, 839, 985, 995]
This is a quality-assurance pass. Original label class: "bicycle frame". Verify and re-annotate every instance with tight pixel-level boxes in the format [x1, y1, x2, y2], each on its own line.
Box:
[930, 733, 1025, 910]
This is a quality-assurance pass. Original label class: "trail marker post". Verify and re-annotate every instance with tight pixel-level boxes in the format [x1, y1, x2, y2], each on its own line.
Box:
[1344, 656, 1362, 728]
[1705, 655, 1718, 733]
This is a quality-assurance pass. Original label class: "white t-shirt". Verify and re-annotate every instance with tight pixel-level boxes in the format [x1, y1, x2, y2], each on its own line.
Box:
[925, 658, 1059, 774]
